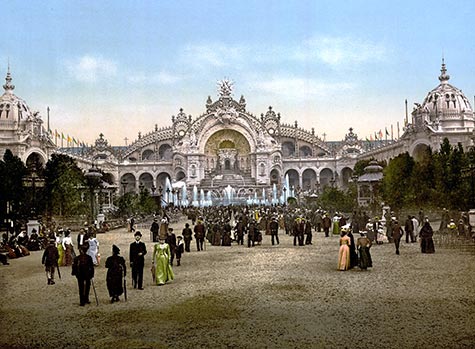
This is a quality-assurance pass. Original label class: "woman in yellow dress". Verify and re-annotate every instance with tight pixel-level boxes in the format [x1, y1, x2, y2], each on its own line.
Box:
[56, 230, 64, 267]
[337, 230, 351, 271]
[152, 239, 174, 285]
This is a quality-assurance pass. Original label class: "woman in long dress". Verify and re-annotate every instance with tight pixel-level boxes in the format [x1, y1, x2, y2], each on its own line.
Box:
[152, 240, 174, 285]
[420, 218, 435, 253]
[87, 233, 100, 266]
[105, 245, 126, 303]
[356, 232, 373, 270]
[337, 231, 351, 271]
[56, 231, 64, 267]
[332, 214, 341, 235]
[62, 230, 74, 266]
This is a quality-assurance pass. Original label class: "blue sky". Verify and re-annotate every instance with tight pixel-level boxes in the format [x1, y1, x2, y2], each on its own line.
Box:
[1, 0, 474, 145]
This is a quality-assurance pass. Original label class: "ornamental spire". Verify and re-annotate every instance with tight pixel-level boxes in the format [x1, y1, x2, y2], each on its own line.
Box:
[438, 57, 450, 84]
[3, 62, 15, 93]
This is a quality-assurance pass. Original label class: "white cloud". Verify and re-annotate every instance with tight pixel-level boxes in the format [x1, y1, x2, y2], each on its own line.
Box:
[294, 36, 387, 67]
[65, 55, 118, 83]
[127, 71, 183, 85]
[249, 76, 354, 100]
[182, 43, 249, 68]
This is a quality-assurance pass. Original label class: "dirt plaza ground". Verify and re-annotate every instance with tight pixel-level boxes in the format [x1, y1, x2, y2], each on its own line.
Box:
[1, 217, 474, 349]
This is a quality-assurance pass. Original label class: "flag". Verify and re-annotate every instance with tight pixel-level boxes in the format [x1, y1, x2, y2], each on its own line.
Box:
[379, 130, 383, 138]
[55, 130, 59, 137]
[67, 135, 72, 143]
[61, 132, 65, 140]
[73, 137, 78, 145]
[365, 137, 370, 142]
[385, 128, 389, 136]
[370, 134, 374, 141]
[374, 132, 378, 140]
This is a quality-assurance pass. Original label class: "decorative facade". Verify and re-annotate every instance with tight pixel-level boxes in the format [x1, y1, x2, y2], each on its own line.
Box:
[1, 61, 473, 207]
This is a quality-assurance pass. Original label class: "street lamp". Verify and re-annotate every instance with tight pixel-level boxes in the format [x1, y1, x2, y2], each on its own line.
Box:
[166, 187, 171, 205]
[85, 164, 103, 225]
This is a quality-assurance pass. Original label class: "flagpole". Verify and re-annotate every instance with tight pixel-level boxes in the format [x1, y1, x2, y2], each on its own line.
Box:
[405, 99, 408, 126]
[47, 106, 50, 134]
[391, 124, 393, 141]
[397, 121, 400, 139]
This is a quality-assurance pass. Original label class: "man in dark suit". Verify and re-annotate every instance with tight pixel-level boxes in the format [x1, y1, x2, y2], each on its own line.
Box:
[129, 231, 147, 290]
[392, 220, 404, 255]
[166, 228, 177, 265]
[72, 246, 95, 306]
[150, 218, 159, 242]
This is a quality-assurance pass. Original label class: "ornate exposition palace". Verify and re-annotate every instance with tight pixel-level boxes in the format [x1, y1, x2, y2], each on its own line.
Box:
[1, 61, 474, 206]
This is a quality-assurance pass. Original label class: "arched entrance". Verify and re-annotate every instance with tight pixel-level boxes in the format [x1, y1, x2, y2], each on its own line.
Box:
[319, 168, 334, 188]
[302, 168, 317, 191]
[204, 130, 251, 174]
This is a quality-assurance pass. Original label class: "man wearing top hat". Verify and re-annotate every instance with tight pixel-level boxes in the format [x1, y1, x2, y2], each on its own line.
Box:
[129, 231, 147, 290]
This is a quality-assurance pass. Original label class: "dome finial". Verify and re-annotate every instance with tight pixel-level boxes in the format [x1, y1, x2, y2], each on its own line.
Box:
[3, 61, 15, 93]
[438, 57, 450, 83]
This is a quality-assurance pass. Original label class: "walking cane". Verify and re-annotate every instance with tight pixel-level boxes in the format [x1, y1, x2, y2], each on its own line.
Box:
[56, 263, 62, 280]
[91, 278, 99, 306]
[123, 270, 127, 301]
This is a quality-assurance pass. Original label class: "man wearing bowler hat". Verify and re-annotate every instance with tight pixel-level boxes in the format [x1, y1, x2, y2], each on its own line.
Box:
[129, 231, 147, 290]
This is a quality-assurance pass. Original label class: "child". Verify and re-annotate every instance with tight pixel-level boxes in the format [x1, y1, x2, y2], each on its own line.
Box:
[176, 236, 185, 266]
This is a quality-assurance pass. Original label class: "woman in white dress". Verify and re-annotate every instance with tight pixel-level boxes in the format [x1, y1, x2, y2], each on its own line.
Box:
[87, 233, 100, 266]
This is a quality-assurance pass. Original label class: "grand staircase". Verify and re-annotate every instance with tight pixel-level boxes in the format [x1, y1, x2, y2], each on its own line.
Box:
[200, 169, 256, 190]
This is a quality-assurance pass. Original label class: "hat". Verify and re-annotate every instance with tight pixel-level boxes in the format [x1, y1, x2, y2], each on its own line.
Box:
[112, 245, 120, 254]
[134, 231, 142, 237]
[177, 235, 183, 239]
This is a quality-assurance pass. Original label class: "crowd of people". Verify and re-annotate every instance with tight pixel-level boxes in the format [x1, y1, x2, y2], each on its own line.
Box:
[1, 204, 473, 306]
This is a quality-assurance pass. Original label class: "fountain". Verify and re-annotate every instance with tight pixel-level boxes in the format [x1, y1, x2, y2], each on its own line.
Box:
[181, 184, 188, 207]
[200, 189, 205, 207]
[192, 185, 199, 207]
[272, 183, 278, 205]
[206, 191, 213, 206]
[224, 185, 235, 205]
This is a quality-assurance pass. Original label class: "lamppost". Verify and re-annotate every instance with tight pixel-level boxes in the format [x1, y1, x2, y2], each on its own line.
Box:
[85, 164, 103, 225]
[283, 186, 287, 205]
[166, 187, 171, 206]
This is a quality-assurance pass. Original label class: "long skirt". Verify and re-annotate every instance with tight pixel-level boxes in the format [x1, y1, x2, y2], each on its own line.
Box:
[358, 247, 373, 269]
[332, 222, 340, 235]
[154, 255, 174, 285]
[338, 245, 350, 270]
[421, 238, 435, 253]
[107, 270, 124, 297]
[63, 244, 73, 266]
[57, 244, 64, 266]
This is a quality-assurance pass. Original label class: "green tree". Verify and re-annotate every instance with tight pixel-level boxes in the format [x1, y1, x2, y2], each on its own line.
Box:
[317, 185, 356, 213]
[381, 152, 415, 210]
[409, 146, 436, 206]
[0, 149, 28, 224]
[44, 154, 87, 217]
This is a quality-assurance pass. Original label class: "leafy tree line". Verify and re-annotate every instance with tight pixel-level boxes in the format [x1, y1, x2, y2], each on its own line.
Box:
[0, 150, 158, 228]
[381, 138, 475, 211]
